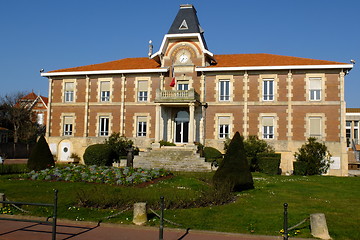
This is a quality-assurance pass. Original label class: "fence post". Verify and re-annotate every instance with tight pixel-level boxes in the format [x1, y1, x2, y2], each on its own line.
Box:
[159, 196, 164, 240]
[0, 193, 5, 208]
[52, 189, 58, 240]
[283, 203, 288, 240]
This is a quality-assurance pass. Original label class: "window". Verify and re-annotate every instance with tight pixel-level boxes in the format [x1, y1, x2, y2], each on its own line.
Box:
[99, 117, 109, 136]
[138, 80, 148, 102]
[218, 116, 230, 139]
[177, 82, 189, 90]
[64, 82, 74, 102]
[37, 113, 44, 125]
[137, 116, 147, 137]
[100, 81, 110, 102]
[263, 78, 274, 101]
[309, 77, 321, 101]
[309, 117, 322, 138]
[262, 117, 274, 139]
[219, 80, 230, 101]
[63, 116, 73, 136]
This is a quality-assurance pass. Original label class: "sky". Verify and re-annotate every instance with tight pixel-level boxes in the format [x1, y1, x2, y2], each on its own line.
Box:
[0, 0, 359, 107]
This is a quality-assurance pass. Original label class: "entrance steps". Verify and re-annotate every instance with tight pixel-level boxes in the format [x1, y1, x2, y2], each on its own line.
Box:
[133, 147, 212, 172]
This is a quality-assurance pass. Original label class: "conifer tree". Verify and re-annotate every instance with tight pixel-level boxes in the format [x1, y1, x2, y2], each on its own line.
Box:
[213, 131, 254, 192]
[27, 135, 55, 171]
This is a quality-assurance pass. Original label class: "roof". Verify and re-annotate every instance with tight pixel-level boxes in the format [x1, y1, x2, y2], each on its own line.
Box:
[211, 53, 348, 68]
[346, 108, 360, 113]
[44, 53, 351, 76]
[19, 92, 48, 108]
[167, 4, 208, 51]
[49, 57, 160, 73]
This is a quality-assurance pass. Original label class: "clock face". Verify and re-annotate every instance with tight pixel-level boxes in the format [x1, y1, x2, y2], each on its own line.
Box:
[179, 54, 189, 63]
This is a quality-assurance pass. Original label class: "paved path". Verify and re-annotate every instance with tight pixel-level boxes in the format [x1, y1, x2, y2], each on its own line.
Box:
[0, 218, 314, 240]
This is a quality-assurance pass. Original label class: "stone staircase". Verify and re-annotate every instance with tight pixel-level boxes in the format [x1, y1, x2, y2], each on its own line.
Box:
[132, 147, 212, 172]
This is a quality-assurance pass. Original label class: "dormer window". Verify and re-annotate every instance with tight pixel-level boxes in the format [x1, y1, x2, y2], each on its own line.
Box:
[179, 20, 188, 30]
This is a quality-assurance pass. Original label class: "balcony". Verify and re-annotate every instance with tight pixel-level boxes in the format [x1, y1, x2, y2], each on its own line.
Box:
[155, 89, 200, 103]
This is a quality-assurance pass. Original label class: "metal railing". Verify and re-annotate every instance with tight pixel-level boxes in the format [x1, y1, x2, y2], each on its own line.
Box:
[0, 189, 58, 240]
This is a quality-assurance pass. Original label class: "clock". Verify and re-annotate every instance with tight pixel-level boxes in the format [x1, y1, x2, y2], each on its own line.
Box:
[179, 53, 189, 63]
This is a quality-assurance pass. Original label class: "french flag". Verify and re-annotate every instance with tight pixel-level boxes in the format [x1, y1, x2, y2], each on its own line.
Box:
[170, 64, 175, 87]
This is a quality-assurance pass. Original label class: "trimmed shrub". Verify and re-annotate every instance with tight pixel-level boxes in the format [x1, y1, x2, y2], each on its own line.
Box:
[293, 161, 307, 175]
[0, 164, 29, 175]
[257, 153, 281, 175]
[27, 135, 55, 171]
[159, 140, 176, 146]
[294, 137, 331, 175]
[83, 144, 116, 166]
[213, 132, 254, 192]
[243, 135, 275, 172]
[204, 147, 223, 162]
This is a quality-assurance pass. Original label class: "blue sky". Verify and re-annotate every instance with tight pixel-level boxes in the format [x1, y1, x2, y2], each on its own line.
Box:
[1, 0, 359, 107]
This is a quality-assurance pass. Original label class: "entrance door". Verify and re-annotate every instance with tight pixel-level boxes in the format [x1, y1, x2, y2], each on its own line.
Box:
[175, 111, 189, 144]
[59, 142, 71, 161]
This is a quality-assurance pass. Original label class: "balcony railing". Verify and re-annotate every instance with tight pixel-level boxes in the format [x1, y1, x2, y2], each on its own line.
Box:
[155, 89, 200, 103]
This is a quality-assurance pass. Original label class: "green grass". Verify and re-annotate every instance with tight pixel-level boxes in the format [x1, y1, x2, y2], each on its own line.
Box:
[0, 172, 359, 240]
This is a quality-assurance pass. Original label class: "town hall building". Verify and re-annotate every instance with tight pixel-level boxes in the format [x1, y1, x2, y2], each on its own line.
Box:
[42, 4, 353, 176]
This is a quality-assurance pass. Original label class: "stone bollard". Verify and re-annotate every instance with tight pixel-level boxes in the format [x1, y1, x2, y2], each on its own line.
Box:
[0, 193, 5, 208]
[133, 202, 147, 225]
[310, 213, 332, 240]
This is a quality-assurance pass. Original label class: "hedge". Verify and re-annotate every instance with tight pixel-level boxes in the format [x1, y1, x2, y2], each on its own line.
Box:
[83, 144, 116, 166]
[293, 161, 307, 175]
[257, 153, 281, 175]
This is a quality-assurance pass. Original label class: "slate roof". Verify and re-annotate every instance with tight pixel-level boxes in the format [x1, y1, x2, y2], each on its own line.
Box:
[167, 4, 208, 50]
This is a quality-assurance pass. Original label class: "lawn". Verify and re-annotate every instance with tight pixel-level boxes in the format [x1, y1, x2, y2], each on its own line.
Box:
[0, 168, 359, 240]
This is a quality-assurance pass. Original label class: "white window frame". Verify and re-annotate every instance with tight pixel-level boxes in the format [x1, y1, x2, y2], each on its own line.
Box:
[64, 82, 74, 102]
[137, 118, 147, 137]
[63, 123, 73, 136]
[99, 117, 109, 136]
[100, 90, 110, 102]
[177, 82, 189, 90]
[309, 77, 322, 101]
[138, 91, 148, 102]
[219, 80, 230, 101]
[263, 78, 274, 101]
[219, 124, 229, 139]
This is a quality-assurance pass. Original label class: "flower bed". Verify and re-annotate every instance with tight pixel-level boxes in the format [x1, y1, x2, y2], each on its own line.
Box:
[25, 165, 171, 185]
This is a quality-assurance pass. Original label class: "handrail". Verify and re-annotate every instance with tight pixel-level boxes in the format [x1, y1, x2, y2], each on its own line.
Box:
[0, 189, 58, 240]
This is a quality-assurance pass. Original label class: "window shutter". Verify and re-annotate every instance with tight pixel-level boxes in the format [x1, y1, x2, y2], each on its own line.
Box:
[101, 81, 110, 91]
[218, 116, 230, 125]
[64, 116, 73, 124]
[310, 117, 321, 135]
[65, 82, 74, 91]
[137, 116, 147, 122]
[262, 117, 274, 126]
[138, 80, 148, 91]
[309, 78, 321, 89]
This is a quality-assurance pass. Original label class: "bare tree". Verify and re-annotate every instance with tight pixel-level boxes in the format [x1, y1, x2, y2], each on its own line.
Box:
[0, 92, 37, 143]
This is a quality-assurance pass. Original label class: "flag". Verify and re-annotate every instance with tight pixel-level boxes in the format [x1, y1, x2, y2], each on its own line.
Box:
[170, 63, 175, 87]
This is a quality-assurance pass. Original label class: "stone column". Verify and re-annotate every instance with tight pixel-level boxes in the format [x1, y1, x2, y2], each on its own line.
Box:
[189, 103, 195, 144]
[120, 75, 126, 135]
[133, 202, 147, 225]
[45, 78, 53, 138]
[83, 75, 90, 137]
[310, 213, 331, 240]
[0, 193, 5, 208]
[243, 72, 249, 137]
[155, 104, 161, 142]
